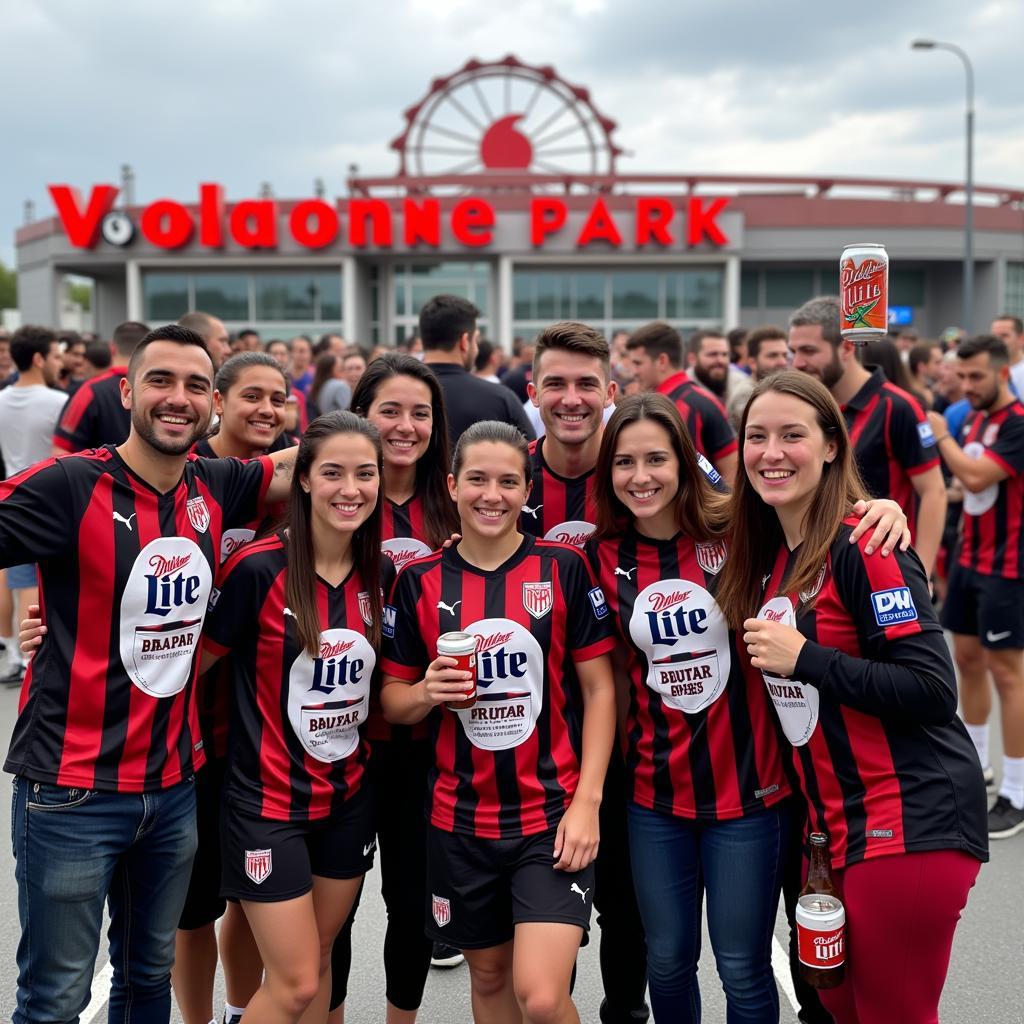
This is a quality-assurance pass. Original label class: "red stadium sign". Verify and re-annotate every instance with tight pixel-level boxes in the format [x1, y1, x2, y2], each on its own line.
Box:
[46, 184, 731, 252]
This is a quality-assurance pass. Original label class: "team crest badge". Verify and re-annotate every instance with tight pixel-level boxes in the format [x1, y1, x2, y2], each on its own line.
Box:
[186, 495, 211, 534]
[522, 581, 553, 620]
[357, 591, 372, 626]
[432, 894, 451, 927]
[695, 540, 727, 575]
[800, 562, 828, 603]
[245, 848, 272, 885]
[983, 423, 1000, 447]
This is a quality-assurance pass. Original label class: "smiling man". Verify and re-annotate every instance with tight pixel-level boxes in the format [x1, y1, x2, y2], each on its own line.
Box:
[0, 324, 297, 1024]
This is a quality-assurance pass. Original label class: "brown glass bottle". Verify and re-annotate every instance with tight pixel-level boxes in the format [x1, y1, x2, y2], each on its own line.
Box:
[796, 832, 846, 989]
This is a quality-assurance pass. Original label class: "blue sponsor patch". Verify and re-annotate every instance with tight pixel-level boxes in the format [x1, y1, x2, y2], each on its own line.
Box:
[917, 421, 936, 448]
[697, 452, 723, 487]
[588, 586, 609, 619]
[208, 587, 221, 609]
[382, 604, 397, 639]
[870, 587, 918, 626]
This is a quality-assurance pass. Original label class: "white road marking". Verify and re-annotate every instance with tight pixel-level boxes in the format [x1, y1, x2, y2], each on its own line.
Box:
[81, 960, 114, 1024]
[771, 935, 799, 1015]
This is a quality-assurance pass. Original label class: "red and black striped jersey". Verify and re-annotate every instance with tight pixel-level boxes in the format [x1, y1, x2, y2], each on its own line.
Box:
[380, 492, 434, 571]
[53, 366, 132, 452]
[204, 536, 386, 821]
[755, 517, 988, 870]
[372, 491, 434, 743]
[842, 368, 938, 536]
[956, 401, 1024, 578]
[519, 437, 599, 547]
[0, 446, 273, 792]
[656, 371, 737, 464]
[588, 531, 789, 821]
[381, 534, 616, 839]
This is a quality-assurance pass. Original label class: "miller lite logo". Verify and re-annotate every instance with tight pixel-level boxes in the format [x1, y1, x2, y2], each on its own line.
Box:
[186, 495, 210, 534]
[522, 581, 553, 620]
[245, 848, 272, 885]
[695, 540, 727, 575]
[357, 591, 372, 627]
[432, 894, 451, 927]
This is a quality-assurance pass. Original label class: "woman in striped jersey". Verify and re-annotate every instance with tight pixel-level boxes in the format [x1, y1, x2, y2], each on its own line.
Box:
[717, 371, 987, 1024]
[588, 392, 792, 1024]
[327, 353, 460, 1024]
[199, 412, 388, 1024]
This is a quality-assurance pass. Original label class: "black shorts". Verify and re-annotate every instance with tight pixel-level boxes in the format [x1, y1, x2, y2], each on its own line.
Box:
[178, 757, 227, 930]
[941, 564, 1024, 649]
[426, 823, 594, 949]
[221, 784, 375, 903]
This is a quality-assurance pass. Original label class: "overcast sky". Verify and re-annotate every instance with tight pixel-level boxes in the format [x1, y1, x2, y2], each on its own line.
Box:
[4, 0, 1023, 266]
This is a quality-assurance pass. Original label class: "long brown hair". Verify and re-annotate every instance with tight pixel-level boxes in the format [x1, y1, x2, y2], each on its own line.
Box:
[593, 393, 729, 543]
[350, 353, 459, 548]
[715, 370, 868, 630]
[284, 411, 384, 656]
[309, 352, 339, 410]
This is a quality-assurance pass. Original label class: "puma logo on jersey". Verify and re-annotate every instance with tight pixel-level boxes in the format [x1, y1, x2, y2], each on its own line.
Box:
[363, 839, 377, 857]
[570, 883, 590, 903]
[437, 600, 462, 615]
[521, 504, 543, 518]
[614, 566, 637, 580]
[113, 512, 137, 531]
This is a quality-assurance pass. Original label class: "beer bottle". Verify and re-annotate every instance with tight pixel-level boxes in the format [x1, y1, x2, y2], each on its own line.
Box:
[796, 832, 846, 989]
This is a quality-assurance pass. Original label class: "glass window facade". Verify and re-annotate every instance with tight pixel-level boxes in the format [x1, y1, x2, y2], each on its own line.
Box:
[512, 267, 724, 342]
[142, 269, 343, 328]
[1006, 262, 1024, 319]
[765, 269, 814, 308]
[391, 261, 491, 342]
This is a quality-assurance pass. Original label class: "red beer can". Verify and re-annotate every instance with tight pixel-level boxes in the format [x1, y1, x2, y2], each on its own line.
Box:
[437, 631, 477, 710]
[796, 893, 846, 987]
[840, 242, 888, 342]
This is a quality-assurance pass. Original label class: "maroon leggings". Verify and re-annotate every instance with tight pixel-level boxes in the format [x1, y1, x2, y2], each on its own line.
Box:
[815, 850, 980, 1024]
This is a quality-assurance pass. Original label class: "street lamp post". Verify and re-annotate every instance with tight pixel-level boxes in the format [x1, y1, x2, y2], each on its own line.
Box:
[912, 38, 975, 333]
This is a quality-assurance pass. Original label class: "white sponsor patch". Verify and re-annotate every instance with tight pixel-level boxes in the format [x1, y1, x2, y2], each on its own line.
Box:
[381, 537, 432, 571]
[917, 421, 936, 448]
[220, 527, 255, 565]
[628, 579, 729, 714]
[287, 628, 374, 762]
[456, 618, 544, 750]
[757, 597, 819, 747]
[870, 587, 918, 627]
[588, 586, 608, 619]
[120, 538, 213, 698]
[544, 519, 596, 548]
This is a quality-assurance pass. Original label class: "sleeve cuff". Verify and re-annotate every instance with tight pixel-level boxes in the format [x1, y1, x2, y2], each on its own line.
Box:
[907, 457, 940, 476]
[571, 636, 617, 663]
[202, 636, 230, 658]
[381, 658, 421, 681]
[793, 640, 833, 690]
[52, 435, 75, 453]
[713, 439, 738, 460]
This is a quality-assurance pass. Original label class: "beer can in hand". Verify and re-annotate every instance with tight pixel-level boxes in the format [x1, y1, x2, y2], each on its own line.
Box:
[437, 631, 477, 710]
[796, 893, 846, 989]
[840, 242, 888, 343]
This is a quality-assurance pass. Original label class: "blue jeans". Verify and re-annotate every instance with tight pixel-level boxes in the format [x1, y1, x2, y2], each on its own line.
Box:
[627, 802, 789, 1024]
[11, 775, 197, 1024]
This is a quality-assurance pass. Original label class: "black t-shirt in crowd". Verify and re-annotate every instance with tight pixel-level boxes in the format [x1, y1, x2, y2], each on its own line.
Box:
[424, 362, 535, 446]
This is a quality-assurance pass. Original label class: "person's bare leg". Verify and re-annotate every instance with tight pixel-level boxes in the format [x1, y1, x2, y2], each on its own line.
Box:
[512, 922, 582, 1024]
[464, 942, 520, 1024]
[172, 924, 218, 1024]
[955, 634, 992, 727]
[221, 900, 264, 1016]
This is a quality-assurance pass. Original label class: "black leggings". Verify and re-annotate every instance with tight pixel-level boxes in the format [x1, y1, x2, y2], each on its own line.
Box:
[330, 736, 433, 1012]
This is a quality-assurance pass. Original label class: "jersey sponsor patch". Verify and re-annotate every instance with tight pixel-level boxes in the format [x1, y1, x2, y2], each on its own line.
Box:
[799, 562, 827, 603]
[696, 452, 722, 486]
[870, 587, 918, 626]
[917, 420, 936, 447]
[357, 591, 372, 627]
[588, 586, 609, 619]
[245, 848, 272, 885]
[695, 540, 727, 575]
[757, 596, 819, 746]
[381, 536, 432, 571]
[208, 586, 221, 609]
[382, 605, 397, 639]
[544, 519, 596, 548]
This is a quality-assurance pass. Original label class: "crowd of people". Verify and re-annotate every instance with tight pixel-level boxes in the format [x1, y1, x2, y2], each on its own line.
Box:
[0, 295, 1015, 1024]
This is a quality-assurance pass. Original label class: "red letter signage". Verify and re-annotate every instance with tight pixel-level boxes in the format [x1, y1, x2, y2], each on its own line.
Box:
[290, 200, 339, 249]
[687, 197, 729, 246]
[199, 183, 225, 247]
[140, 200, 195, 249]
[348, 200, 393, 247]
[230, 200, 278, 248]
[48, 185, 119, 248]
[452, 199, 494, 247]
[404, 198, 441, 246]
[636, 197, 674, 246]
[530, 198, 567, 246]
[576, 198, 623, 247]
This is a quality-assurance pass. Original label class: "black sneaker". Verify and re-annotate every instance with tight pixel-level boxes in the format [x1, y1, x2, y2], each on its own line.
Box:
[988, 796, 1024, 839]
[431, 941, 465, 968]
[599, 998, 651, 1023]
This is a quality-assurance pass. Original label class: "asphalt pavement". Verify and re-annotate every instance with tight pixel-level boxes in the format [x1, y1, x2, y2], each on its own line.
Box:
[0, 662, 1020, 1023]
